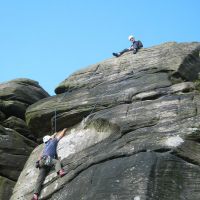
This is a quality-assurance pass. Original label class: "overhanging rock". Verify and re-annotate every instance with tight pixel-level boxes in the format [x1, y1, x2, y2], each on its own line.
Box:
[26, 42, 200, 137]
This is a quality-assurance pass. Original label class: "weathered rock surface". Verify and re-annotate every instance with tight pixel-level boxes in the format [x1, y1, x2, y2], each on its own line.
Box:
[0, 78, 49, 105]
[26, 42, 200, 137]
[0, 110, 6, 122]
[12, 42, 200, 200]
[2, 116, 33, 139]
[0, 176, 15, 200]
[0, 125, 37, 199]
[0, 125, 36, 181]
[0, 78, 49, 199]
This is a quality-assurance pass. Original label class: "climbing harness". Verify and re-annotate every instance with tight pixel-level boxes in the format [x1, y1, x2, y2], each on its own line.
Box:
[39, 155, 52, 167]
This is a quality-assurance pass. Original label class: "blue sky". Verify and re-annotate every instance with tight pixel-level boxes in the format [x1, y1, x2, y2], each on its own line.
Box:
[1, 0, 200, 95]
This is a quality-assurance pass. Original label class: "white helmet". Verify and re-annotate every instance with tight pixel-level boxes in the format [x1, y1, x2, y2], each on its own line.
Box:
[43, 135, 51, 143]
[128, 35, 134, 41]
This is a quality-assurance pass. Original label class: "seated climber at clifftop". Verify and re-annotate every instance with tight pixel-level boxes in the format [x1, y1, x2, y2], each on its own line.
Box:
[112, 35, 143, 57]
[32, 128, 68, 200]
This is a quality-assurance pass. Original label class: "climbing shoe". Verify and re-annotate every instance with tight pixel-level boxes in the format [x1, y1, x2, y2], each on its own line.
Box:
[112, 53, 120, 57]
[31, 193, 39, 200]
[59, 169, 67, 177]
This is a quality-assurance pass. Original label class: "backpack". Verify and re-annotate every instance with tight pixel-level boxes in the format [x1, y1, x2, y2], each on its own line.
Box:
[138, 40, 143, 48]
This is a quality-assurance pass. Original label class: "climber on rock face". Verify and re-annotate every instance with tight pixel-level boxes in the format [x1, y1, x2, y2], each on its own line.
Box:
[32, 128, 68, 200]
[112, 35, 143, 57]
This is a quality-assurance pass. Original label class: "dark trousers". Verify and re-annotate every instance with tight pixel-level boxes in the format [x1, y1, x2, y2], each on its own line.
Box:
[119, 48, 130, 55]
[34, 158, 62, 195]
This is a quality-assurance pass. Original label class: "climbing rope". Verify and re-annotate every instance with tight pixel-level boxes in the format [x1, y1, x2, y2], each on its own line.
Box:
[85, 88, 112, 125]
[51, 63, 118, 132]
[51, 89, 72, 133]
[54, 109, 57, 133]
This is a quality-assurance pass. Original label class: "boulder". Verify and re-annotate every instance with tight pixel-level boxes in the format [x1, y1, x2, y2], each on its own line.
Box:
[26, 42, 200, 137]
[0, 125, 37, 181]
[55, 42, 200, 94]
[0, 176, 15, 200]
[11, 42, 200, 200]
[2, 116, 35, 140]
[0, 99, 28, 119]
[0, 78, 50, 199]
[0, 78, 49, 104]
[0, 78, 49, 120]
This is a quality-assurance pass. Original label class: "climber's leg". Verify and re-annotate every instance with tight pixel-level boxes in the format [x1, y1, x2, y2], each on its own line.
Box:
[113, 48, 130, 57]
[34, 167, 49, 196]
[52, 158, 67, 177]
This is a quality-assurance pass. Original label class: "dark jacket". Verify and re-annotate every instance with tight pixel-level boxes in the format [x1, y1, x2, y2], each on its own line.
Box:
[131, 40, 143, 50]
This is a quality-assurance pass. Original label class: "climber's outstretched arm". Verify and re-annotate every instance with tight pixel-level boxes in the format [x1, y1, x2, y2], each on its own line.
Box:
[55, 128, 68, 141]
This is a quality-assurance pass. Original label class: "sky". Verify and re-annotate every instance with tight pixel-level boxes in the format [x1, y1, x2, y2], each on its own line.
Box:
[1, 0, 200, 95]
